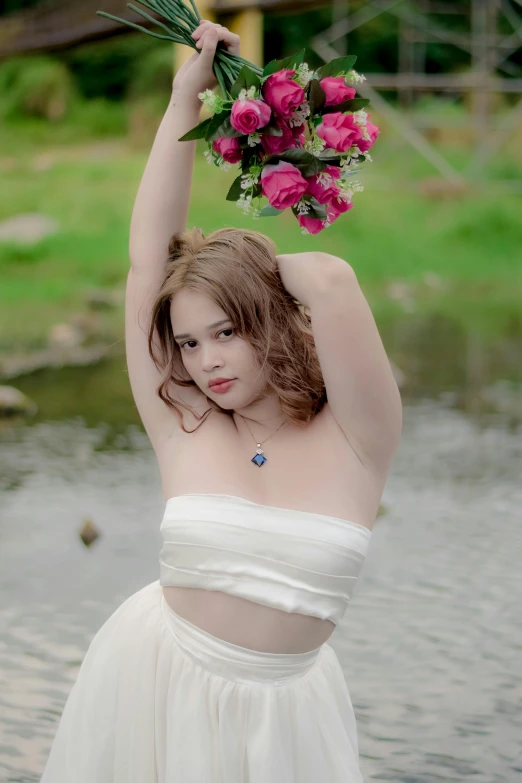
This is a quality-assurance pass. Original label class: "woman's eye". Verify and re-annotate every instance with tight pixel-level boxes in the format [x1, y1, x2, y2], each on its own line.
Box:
[180, 329, 233, 350]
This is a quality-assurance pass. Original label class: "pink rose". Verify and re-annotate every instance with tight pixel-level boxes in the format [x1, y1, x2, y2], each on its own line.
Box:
[327, 196, 354, 223]
[230, 98, 272, 135]
[262, 69, 305, 120]
[212, 136, 242, 164]
[319, 76, 356, 107]
[357, 119, 380, 153]
[260, 160, 308, 210]
[296, 213, 326, 235]
[305, 165, 341, 204]
[260, 119, 299, 155]
[316, 112, 364, 153]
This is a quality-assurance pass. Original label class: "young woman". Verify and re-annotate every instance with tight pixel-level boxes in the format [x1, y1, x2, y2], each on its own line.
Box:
[40, 20, 402, 783]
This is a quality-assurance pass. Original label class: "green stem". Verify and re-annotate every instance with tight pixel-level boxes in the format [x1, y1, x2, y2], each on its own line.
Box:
[170, 0, 199, 27]
[214, 63, 229, 100]
[126, 2, 188, 42]
[186, 0, 201, 23]
[145, 0, 193, 32]
[155, 0, 191, 28]
[96, 11, 179, 41]
[216, 54, 237, 89]
[226, 53, 263, 74]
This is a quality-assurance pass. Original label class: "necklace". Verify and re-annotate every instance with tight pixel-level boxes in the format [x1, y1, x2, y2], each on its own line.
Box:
[240, 416, 287, 467]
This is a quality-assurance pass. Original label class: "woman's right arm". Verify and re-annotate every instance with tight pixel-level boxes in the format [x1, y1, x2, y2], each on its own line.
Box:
[128, 92, 201, 270]
[125, 22, 241, 448]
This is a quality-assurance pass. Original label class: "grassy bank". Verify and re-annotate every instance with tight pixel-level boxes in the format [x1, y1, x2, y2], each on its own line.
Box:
[1, 109, 522, 353]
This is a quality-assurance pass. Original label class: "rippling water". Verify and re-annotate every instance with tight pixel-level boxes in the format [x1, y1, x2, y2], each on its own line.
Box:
[0, 399, 521, 782]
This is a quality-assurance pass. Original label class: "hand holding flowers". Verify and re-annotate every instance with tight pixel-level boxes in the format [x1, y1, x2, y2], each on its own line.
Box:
[97, 1, 380, 235]
[182, 48, 379, 234]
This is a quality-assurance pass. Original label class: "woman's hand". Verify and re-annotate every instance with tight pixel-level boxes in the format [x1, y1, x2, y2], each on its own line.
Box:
[172, 20, 241, 106]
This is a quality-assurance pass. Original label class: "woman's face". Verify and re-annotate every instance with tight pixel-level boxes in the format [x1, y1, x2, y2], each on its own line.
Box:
[170, 288, 269, 410]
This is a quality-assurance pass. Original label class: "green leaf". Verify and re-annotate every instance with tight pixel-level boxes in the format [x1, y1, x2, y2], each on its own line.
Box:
[259, 205, 284, 217]
[262, 48, 306, 78]
[322, 98, 370, 114]
[263, 124, 283, 136]
[316, 152, 342, 166]
[204, 111, 242, 142]
[307, 79, 326, 115]
[226, 175, 245, 201]
[178, 117, 213, 142]
[240, 146, 259, 171]
[316, 55, 357, 80]
[230, 64, 262, 100]
[273, 148, 328, 178]
[305, 197, 328, 220]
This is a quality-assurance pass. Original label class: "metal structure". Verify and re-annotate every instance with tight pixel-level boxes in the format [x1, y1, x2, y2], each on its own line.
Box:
[0, 0, 521, 185]
[310, 0, 522, 186]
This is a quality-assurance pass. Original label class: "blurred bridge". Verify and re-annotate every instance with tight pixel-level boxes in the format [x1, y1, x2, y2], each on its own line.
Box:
[1, 0, 521, 187]
[0, 0, 321, 60]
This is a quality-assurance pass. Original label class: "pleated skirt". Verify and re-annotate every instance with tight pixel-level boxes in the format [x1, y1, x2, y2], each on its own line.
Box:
[39, 579, 364, 782]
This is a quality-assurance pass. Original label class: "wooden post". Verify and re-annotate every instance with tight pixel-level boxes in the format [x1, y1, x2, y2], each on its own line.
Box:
[471, 0, 497, 177]
[332, 0, 348, 57]
[229, 7, 263, 68]
[398, 16, 415, 109]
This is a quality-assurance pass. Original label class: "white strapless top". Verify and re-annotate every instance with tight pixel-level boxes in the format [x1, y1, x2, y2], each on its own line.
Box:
[159, 493, 372, 626]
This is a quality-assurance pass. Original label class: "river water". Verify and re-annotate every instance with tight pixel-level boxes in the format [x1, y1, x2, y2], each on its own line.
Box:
[0, 358, 521, 782]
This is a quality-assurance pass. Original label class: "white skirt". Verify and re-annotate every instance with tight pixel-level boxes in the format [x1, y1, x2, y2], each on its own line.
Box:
[40, 579, 364, 782]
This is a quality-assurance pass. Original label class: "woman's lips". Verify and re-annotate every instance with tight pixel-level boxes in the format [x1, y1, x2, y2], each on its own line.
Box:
[210, 379, 235, 393]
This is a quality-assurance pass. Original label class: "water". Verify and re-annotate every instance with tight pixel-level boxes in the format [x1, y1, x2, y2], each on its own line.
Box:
[0, 361, 521, 782]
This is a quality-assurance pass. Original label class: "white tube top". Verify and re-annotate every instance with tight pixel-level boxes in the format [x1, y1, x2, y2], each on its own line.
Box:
[159, 493, 372, 626]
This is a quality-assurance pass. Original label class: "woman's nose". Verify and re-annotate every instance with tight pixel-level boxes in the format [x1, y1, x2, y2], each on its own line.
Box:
[201, 345, 224, 370]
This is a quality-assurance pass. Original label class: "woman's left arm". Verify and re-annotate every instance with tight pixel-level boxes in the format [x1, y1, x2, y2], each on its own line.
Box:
[277, 251, 402, 472]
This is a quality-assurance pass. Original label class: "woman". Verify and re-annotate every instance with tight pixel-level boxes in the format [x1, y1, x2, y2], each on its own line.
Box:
[40, 20, 402, 783]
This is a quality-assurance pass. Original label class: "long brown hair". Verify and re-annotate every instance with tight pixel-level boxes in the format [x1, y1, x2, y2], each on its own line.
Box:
[147, 225, 327, 433]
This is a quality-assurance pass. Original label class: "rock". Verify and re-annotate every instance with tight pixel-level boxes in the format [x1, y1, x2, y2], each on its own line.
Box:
[386, 280, 413, 301]
[0, 214, 60, 245]
[68, 313, 101, 337]
[48, 322, 85, 350]
[86, 287, 123, 310]
[0, 385, 38, 418]
[0, 344, 115, 380]
[79, 518, 101, 547]
[419, 178, 469, 200]
[479, 380, 522, 419]
[31, 153, 56, 173]
[386, 280, 416, 312]
[423, 271, 446, 290]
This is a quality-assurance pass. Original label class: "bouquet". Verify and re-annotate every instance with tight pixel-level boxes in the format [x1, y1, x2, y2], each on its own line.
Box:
[97, 0, 380, 235]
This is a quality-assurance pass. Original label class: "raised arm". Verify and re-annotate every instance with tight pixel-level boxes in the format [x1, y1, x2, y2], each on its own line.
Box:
[126, 22, 241, 447]
[276, 252, 403, 473]
[129, 20, 236, 267]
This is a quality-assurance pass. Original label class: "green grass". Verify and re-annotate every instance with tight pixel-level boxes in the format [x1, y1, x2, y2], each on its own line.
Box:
[1, 109, 521, 352]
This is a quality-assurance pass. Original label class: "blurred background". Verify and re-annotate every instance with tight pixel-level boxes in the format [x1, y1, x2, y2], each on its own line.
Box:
[0, 1, 521, 781]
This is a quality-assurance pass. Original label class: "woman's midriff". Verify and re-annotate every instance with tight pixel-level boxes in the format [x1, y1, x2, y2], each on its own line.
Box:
[162, 585, 336, 654]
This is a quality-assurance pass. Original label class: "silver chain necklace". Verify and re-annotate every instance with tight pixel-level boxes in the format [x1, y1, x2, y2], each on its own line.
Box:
[240, 416, 287, 467]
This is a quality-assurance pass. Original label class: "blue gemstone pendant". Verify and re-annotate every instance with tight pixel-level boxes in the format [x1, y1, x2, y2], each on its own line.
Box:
[251, 444, 266, 467]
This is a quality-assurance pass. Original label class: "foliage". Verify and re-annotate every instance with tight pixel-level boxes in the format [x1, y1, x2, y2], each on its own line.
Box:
[0, 55, 76, 121]
[0, 115, 521, 350]
[126, 44, 176, 99]
[58, 34, 161, 101]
